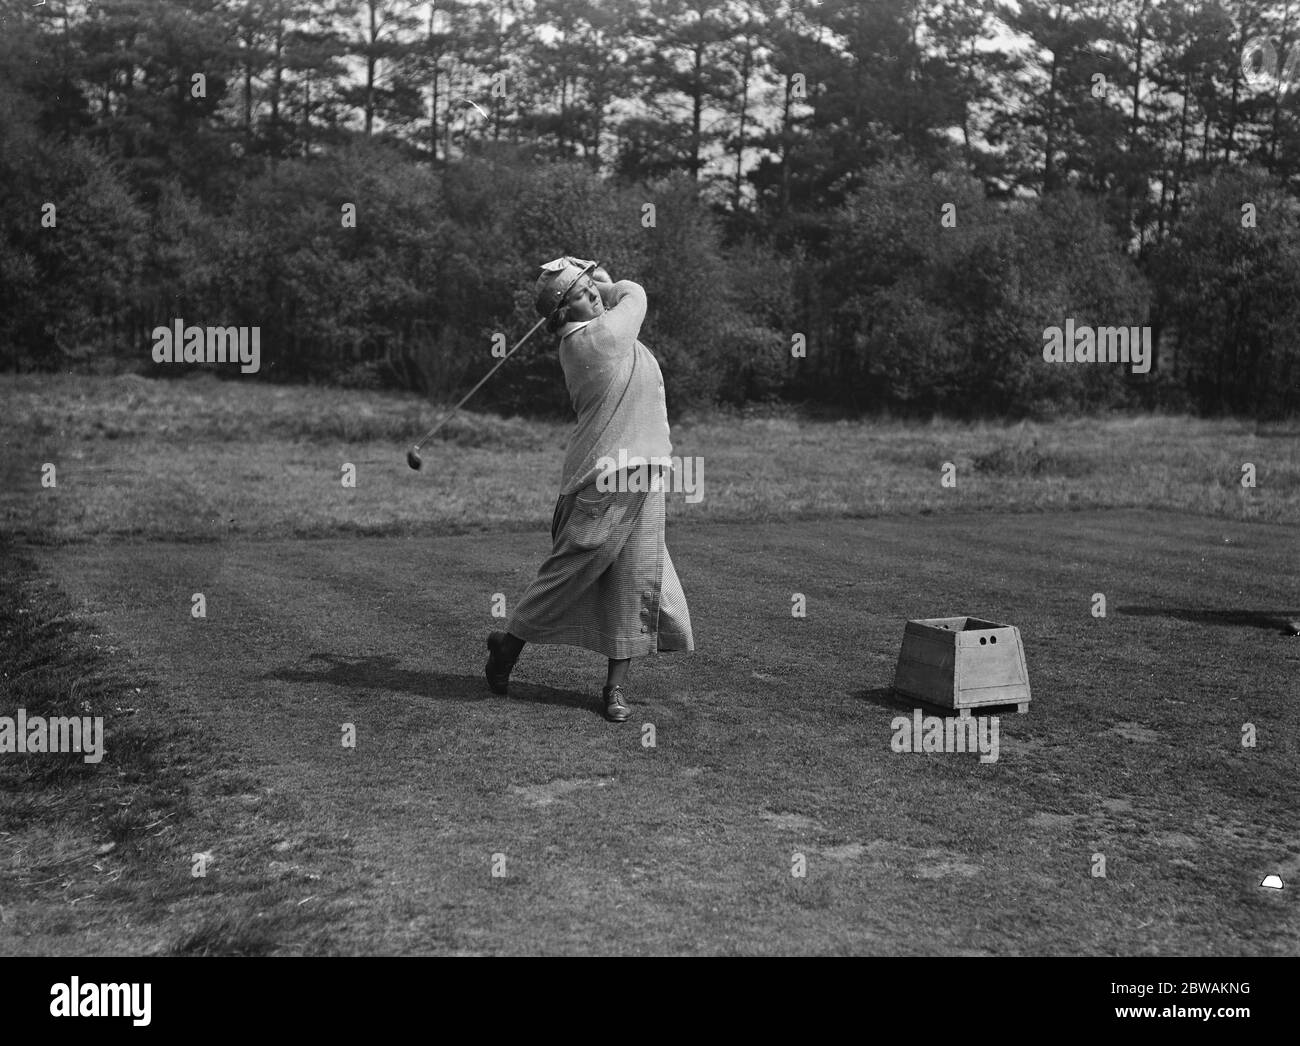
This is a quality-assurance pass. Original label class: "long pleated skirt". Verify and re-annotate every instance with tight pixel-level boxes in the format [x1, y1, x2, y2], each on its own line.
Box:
[506, 468, 694, 658]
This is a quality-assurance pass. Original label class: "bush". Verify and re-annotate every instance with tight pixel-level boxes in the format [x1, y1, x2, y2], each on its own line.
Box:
[812, 161, 1150, 416]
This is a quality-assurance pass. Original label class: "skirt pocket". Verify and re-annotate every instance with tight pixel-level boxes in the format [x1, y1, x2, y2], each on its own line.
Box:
[573, 485, 616, 517]
[566, 485, 619, 551]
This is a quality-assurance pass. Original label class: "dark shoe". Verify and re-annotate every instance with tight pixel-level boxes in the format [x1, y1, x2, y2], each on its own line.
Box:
[602, 684, 631, 723]
[485, 631, 516, 695]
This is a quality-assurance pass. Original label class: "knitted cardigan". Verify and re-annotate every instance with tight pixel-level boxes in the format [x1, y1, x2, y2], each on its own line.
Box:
[557, 280, 673, 495]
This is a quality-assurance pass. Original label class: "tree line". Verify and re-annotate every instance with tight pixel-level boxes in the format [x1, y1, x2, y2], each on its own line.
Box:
[1, 0, 1297, 417]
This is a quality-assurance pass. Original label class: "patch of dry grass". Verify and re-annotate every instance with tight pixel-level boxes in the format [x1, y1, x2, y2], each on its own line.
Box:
[0, 544, 356, 955]
[2, 373, 1296, 544]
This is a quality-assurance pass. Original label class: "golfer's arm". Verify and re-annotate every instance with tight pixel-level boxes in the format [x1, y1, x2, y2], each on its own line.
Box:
[594, 278, 618, 308]
[600, 281, 647, 341]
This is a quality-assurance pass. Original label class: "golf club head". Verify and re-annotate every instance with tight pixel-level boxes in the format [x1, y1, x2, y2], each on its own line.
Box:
[406, 447, 423, 471]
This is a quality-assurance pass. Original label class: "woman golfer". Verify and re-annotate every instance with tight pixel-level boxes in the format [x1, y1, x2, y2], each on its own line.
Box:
[485, 256, 694, 722]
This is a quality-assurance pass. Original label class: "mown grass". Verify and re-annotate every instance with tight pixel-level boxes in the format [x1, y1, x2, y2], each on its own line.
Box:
[25, 511, 1300, 955]
[2, 372, 1296, 544]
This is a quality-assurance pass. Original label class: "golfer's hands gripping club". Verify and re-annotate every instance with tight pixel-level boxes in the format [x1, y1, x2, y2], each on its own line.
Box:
[565, 256, 612, 286]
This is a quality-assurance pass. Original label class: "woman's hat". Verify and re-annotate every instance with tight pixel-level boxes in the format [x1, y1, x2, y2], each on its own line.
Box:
[534, 256, 598, 320]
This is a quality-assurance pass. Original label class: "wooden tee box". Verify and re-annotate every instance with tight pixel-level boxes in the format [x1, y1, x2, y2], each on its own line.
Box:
[891, 616, 1031, 716]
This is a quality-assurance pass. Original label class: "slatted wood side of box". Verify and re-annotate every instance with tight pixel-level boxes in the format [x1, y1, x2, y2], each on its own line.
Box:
[892, 616, 1031, 715]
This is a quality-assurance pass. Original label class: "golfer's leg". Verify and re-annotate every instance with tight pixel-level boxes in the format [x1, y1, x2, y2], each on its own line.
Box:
[605, 657, 630, 689]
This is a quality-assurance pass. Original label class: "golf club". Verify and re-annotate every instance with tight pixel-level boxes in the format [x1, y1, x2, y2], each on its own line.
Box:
[406, 315, 548, 470]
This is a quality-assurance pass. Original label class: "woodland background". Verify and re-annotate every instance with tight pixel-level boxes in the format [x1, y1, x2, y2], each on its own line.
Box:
[1, 0, 1297, 418]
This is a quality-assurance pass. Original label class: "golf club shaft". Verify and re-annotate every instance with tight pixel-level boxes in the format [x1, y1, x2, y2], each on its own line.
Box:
[414, 315, 548, 450]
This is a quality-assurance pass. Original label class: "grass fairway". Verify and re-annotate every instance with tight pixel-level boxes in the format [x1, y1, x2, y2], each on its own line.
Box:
[7, 509, 1297, 955]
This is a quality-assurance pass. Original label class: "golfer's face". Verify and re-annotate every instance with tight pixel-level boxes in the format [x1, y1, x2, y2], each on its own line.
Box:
[565, 276, 604, 321]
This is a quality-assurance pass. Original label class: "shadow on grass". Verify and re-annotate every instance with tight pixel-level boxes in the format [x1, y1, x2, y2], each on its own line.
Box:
[1117, 606, 1300, 635]
[854, 686, 1030, 719]
[854, 686, 912, 712]
[265, 652, 598, 713]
